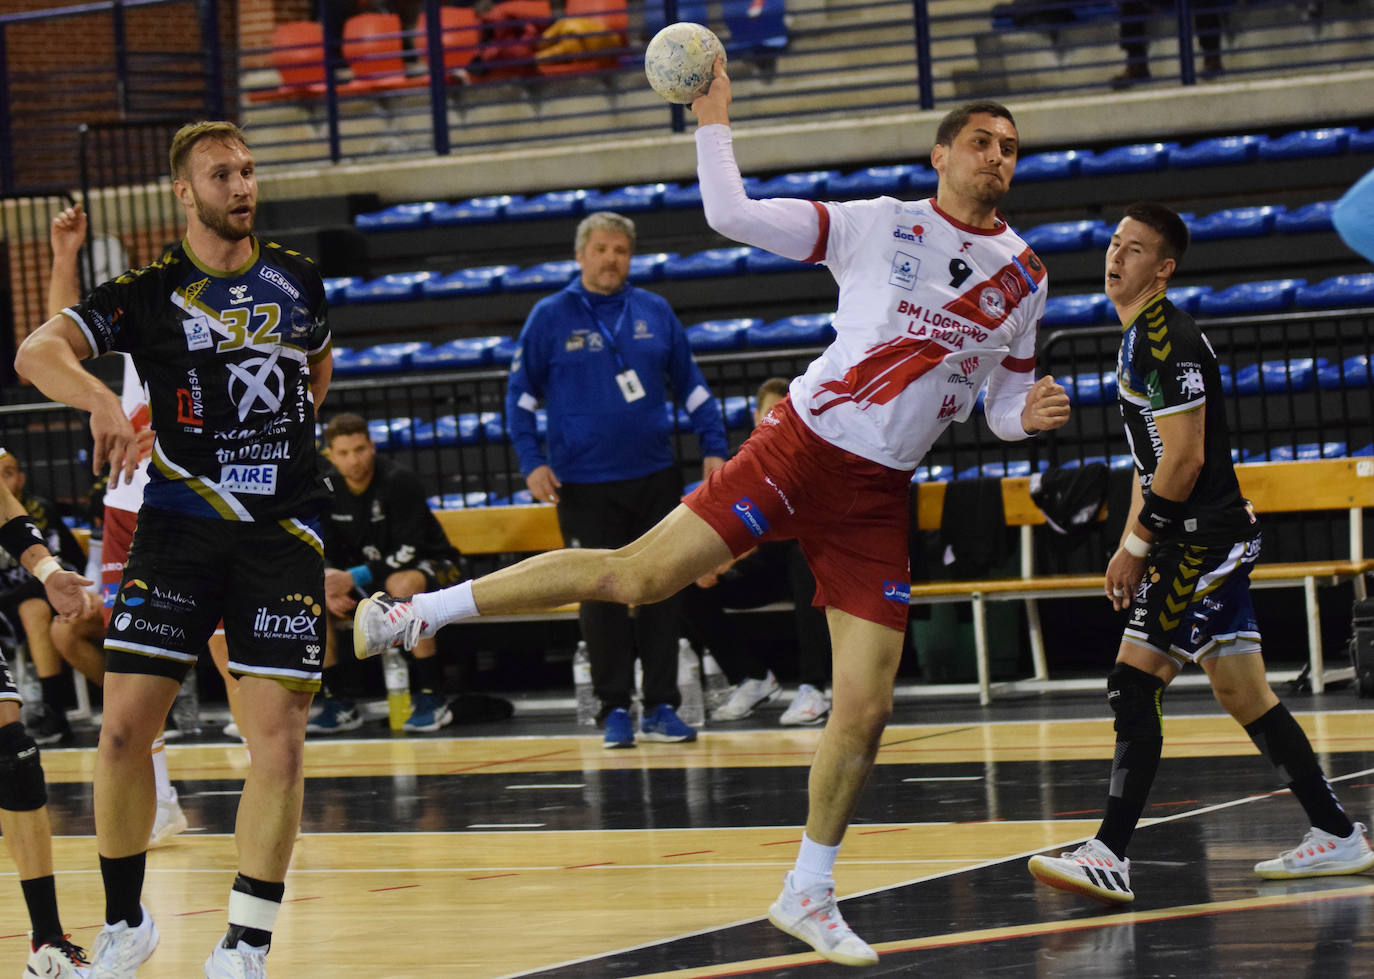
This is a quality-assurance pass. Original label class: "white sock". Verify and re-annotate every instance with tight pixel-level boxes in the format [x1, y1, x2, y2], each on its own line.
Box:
[791, 832, 839, 892]
[411, 579, 478, 631]
[151, 737, 177, 804]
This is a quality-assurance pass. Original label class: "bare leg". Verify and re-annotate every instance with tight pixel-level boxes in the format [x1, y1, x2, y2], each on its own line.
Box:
[0, 700, 54, 879]
[50, 601, 107, 686]
[19, 597, 62, 679]
[1201, 649, 1277, 725]
[207, 633, 243, 731]
[96, 672, 180, 858]
[232, 676, 312, 879]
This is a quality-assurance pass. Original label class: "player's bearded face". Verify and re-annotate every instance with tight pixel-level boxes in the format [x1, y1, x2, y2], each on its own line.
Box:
[183, 138, 258, 243]
[192, 183, 256, 242]
[939, 115, 1018, 207]
[576, 228, 633, 295]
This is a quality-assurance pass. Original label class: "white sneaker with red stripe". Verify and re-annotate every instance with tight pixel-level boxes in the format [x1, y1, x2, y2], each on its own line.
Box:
[353, 592, 427, 658]
[1028, 838, 1134, 905]
[766, 872, 878, 966]
[1254, 822, 1374, 879]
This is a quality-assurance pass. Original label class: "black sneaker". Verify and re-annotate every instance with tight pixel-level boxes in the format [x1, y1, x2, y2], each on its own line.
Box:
[22, 702, 71, 746]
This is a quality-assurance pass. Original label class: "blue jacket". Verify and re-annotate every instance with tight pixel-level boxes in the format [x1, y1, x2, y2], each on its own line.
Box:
[506, 278, 728, 483]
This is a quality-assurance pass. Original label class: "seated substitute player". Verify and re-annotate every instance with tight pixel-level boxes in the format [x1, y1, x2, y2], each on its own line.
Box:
[1027, 201, 1373, 905]
[355, 79, 1071, 965]
[317, 412, 463, 733]
[0, 471, 97, 977]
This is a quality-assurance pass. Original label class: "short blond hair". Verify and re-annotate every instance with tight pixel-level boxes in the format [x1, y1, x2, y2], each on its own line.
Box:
[169, 121, 249, 180]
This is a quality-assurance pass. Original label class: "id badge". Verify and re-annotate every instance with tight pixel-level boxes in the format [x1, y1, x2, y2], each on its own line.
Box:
[615, 368, 645, 403]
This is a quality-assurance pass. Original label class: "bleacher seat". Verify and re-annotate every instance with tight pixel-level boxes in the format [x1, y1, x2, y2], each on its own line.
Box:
[1188, 205, 1285, 242]
[1196, 278, 1304, 316]
[661, 183, 704, 209]
[955, 460, 1046, 480]
[721, 395, 751, 429]
[743, 248, 811, 273]
[686, 318, 758, 352]
[1078, 142, 1178, 176]
[251, 20, 327, 104]
[355, 201, 437, 231]
[340, 13, 422, 94]
[1317, 354, 1371, 390]
[1356, 445, 1374, 457]
[505, 190, 588, 220]
[1275, 201, 1336, 234]
[421, 265, 516, 298]
[643, 0, 708, 38]
[1012, 150, 1083, 182]
[331, 345, 358, 374]
[412, 414, 459, 447]
[1022, 219, 1105, 253]
[1166, 284, 1214, 313]
[456, 412, 502, 445]
[502, 260, 579, 291]
[351, 341, 430, 374]
[723, 0, 787, 53]
[629, 252, 674, 283]
[430, 492, 492, 509]
[911, 463, 954, 483]
[367, 417, 394, 447]
[415, 5, 481, 77]
[583, 183, 671, 212]
[1168, 135, 1267, 168]
[828, 165, 925, 197]
[430, 195, 526, 225]
[1256, 127, 1356, 160]
[752, 170, 838, 199]
[491, 337, 520, 364]
[663, 247, 752, 279]
[1351, 128, 1374, 153]
[1242, 441, 1347, 462]
[1062, 370, 1118, 406]
[1233, 357, 1326, 395]
[382, 416, 421, 446]
[323, 277, 362, 305]
[746, 313, 835, 348]
[1041, 293, 1109, 327]
[1295, 273, 1374, 310]
[411, 336, 506, 369]
[344, 271, 437, 303]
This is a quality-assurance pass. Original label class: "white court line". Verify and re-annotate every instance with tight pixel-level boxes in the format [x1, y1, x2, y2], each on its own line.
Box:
[467, 823, 546, 829]
[504, 783, 586, 789]
[902, 776, 984, 782]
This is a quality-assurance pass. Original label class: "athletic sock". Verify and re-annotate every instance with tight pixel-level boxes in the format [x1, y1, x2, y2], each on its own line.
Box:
[411, 654, 444, 693]
[791, 832, 840, 892]
[411, 579, 477, 630]
[150, 737, 176, 804]
[100, 853, 146, 927]
[1244, 702, 1354, 838]
[1096, 734, 1163, 860]
[21, 875, 62, 946]
[223, 874, 285, 950]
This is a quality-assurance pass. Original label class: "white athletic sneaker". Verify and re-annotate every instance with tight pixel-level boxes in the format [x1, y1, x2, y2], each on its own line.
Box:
[1254, 822, 1374, 879]
[1028, 838, 1134, 905]
[353, 592, 427, 658]
[26, 933, 89, 977]
[710, 672, 781, 721]
[779, 684, 831, 726]
[203, 940, 268, 979]
[88, 906, 158, 978]
[766, 872, 878, 966]
[148, 796, 188, 849]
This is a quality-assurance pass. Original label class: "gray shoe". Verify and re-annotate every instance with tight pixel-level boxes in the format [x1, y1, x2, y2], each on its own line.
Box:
[353, 591, 425, 658]
[88, 906, 159, 978]
[710, 672, 781, 720]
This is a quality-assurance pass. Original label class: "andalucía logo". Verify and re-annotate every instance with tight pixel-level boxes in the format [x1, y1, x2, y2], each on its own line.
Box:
[120, 578, 149, 607]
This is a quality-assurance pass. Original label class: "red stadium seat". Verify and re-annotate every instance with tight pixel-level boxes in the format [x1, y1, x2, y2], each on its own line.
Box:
[416, 6, 482, 75]
[341, 12, 426, 94]
[249, 21, 327, 103]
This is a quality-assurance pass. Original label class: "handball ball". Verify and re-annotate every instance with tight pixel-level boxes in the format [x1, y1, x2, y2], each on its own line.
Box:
[644, 22, 725, 104]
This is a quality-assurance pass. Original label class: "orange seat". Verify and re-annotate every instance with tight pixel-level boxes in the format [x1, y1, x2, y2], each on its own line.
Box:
[250, 20, 327, 103]
[341, 12, 425, 93]
[416, 6, 481, 73]
[565, 0, 627, 34]
[534, 0, 627, 77]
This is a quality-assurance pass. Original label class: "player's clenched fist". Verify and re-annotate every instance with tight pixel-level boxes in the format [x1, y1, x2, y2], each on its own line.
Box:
[1021, 375, 1071, 434]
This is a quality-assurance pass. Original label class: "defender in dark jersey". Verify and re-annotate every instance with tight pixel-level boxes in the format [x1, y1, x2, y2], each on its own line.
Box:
[1028, 201, 1373, 906]
[16, 121, 333, 978]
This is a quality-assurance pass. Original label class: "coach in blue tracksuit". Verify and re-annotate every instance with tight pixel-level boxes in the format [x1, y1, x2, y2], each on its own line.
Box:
[506, 211, 728, 748]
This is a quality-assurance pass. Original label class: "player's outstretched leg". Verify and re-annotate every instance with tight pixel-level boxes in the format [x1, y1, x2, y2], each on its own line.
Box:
[767, 872, 878, 966]
[1028, 840, 1135, 905]
[1254, 822, 1374, 879]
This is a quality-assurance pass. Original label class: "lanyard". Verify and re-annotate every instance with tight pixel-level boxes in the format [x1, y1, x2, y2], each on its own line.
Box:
[575, 292, 633, 375]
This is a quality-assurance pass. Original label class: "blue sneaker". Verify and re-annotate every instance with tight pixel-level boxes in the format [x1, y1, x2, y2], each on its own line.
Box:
[602, 706, 635, 749]
[305, 697, 364, 734]
[641, 703, 697, 743]
[404, 691, 454, 733]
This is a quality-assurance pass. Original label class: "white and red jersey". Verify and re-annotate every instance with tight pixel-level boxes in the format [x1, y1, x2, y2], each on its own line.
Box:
[697, 125, 1047, 470]
[101, 353, 151, 513]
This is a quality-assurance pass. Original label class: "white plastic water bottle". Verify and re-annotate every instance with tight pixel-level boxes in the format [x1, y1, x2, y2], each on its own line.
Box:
[701, 649, 730, 714]
[572, 640, 597, 726]
[171, 671, 201, 736]
[677, 638, 705, 727]
[382, 648, 411, 732]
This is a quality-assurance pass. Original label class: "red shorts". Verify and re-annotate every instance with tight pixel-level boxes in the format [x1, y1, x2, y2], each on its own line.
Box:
[685, 398, 912, 631]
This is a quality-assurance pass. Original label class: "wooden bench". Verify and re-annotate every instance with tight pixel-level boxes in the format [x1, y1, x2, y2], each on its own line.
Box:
[433, 458, 1373, 703]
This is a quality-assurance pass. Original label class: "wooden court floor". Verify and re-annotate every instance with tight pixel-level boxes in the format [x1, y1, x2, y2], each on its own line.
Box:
[1, 692, 1371, 977]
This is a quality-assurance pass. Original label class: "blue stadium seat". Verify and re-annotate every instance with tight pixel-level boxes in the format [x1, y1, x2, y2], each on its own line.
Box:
[911, 463, 954, 482]
[1232, 357, 1326, 395]
[505, 189, 588, 220]
[1013, 150, 1083, 182]
[722, 395, 751, 428]
[323, 276, 361, 306]
[907, 168, 939, 193]
[1091, 213, 1195, 249]
[421, 265, 516, 298]
[431, 194, 525, 225]
[828, 165, 925, 197]
[723, 0, 787, 53]
[1042, 293, 1109, 327]
[354, 201, 437, 231]
[955, 460, 1046, 480]
[583, 183, 672, 213]
[1356, 444, 1374, 457]
[1196, 279, 1304, 316]
[1108, 454, 1135, 470]
[1257, 126, 1356, 160]
[1167, 284, 1213, 313]
[662, 183, 704, 209]
[1242, 441, 1347, 462]
[367, 417, 394, 447]
[663, 247, 752, 279]
[1022, 219, 1104, 253]
[1079, 142, 1178, 175]
[351, 341, 429, 374]
[411, 336, 505, 369]
[491, 336, 519, 365]
[411, 414, 459, 447]
[1188, 205, 1285, 242]
[1317, 354, 1371, 389]
[330, 345, 358, 374]
[747, 313, 836, 348]
[1295, 273, 1374, 310]
[429, 492, 491, 509]
[456, 412, 502, 445]
[502, 260, 579, 291]
[383, 416, 422, 446]
[1167, 134, 1267, 168]
[1352, 128, 1374, 153]
[686, 318, 758, 352]
[1064, 370, 1118, 406]
[481, 413, 508, 442]
[627, 252, 673, 283]
[752, 170, 838, 199]
[643, 0, 708, 36]
[344, 271, 437, 303]
[743, 247, 812, 272]
[1274, 200, 1335, 234]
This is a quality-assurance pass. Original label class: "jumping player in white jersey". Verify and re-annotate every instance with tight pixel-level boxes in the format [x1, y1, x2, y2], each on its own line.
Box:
[354, 67, 1070, 965]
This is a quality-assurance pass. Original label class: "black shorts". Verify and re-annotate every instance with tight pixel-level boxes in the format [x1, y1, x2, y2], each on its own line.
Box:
[105, 508, 325, 691]
[1123, 532, 1263, 666]
[0, 648, 17, 704]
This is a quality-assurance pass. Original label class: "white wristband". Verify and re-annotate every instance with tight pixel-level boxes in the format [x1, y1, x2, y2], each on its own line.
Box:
[33, 555, 62, 583]
[1123, 532, 1151, 558]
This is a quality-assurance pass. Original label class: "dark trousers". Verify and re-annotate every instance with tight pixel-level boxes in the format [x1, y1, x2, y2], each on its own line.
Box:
[1119, 0, 1226, 66]
[556, 467, 683, 718]
[681, 541, 831, 689]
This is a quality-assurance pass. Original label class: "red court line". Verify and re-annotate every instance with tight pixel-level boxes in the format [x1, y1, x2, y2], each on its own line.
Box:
[444, 748, 575, 775]
[759, 838, 802, 847]
[469, 873, 519, 880]
[663, 850, 714, 858]
[1053, 809, 1103, 816]
[285, 896, 321, 903]
[1151, 800, 1200, 807]
[369, 884, 421, 892]
[173, 908, 225, 917]
[858, 828, 909, 836]
[565, 861, 616, 869]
